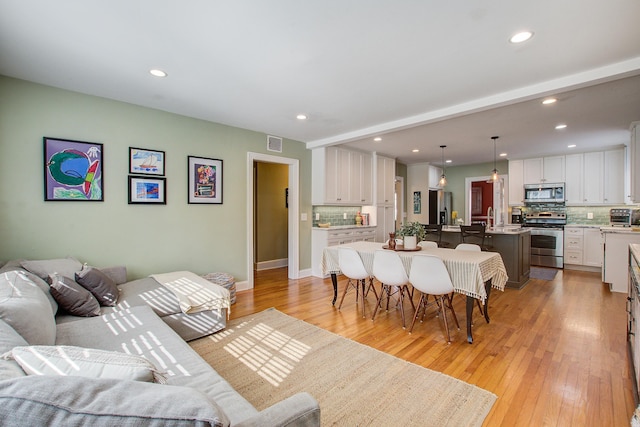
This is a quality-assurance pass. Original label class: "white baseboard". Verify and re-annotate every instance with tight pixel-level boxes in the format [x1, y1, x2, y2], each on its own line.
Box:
[297, 268, 312, 278]
[255, 258, 288, 271]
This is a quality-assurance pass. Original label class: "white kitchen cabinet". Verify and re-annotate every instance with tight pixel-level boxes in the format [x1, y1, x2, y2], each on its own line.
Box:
[564, 227, 584, 265]
[602, 229, 640, 292]
[311, 226, 377, 277]
[508, 160, 524, 205]
[603, 148, 624, 204]
[350, 151, 373, 204]
[630, 122, 640, 203]
[583, 228, 603, 267]
[565, 153, 584, 204]
[564, 149, 624, 205]
[522, 156, 565, 185]
[375, 205, 395, 243]
[428, 165, 443, 188]
[312, 147, 373, 205]
[375, 155, 395, 206]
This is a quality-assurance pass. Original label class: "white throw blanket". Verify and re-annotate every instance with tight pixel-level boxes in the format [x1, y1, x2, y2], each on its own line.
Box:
[150, 271, 231, 317]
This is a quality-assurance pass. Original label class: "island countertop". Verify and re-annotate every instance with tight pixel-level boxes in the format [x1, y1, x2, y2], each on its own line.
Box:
[441, 225, 530, 235]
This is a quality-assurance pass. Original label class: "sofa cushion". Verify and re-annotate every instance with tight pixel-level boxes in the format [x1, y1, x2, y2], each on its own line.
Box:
[0, 270, 56, 345]
[0, 262, 58, 315]
[55, 305, 258, 425]
[4, 345, 167, 383]
[76, 266, 118, 306]
[0, 375, 230, 426]
[49, 274, 101, 317]
[20, 257, 83, 281]
[0, 319, 28, 381]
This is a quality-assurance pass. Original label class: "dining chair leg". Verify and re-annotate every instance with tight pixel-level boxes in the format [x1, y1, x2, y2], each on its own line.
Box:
[360, 279, 367, 318]
[437, 296, 452, 343]
[408, 293, 427, 333]
[446, 294, 460, 330]
[371, 284, 387, 321]
[337, 279, 354, 311]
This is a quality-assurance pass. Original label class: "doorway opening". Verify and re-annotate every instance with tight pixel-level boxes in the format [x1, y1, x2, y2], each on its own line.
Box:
[464, 175, 509, 226]
[246, 152, 299, 291]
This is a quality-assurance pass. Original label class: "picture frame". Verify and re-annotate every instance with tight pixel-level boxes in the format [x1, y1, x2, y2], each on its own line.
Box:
[129, 147, 165, 176]
[128, 176, 166, 204]
[413, 191, 421, 214]
[188, 156, 223, 204]
[44, 136, 104, 201]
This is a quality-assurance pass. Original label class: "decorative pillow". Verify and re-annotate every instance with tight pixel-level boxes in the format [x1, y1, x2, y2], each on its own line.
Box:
[0, 376, 230, 427]
[48, 274, 101, 317]
[3, 345, 167, 384]
[0, 270, 56, 345]
[75, 266, 118, 306]
[20, 257, 83, 281]
[98, 265, 128, 285]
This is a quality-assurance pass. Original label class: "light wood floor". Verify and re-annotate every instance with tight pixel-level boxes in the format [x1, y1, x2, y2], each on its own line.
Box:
[231, 267, 635, 426]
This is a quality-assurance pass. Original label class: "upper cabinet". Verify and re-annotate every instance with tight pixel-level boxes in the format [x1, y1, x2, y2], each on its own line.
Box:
[375, 154, 395, 206]
[523, 156, 565, 184]
[312, 147, 373, 205]
[508, 160, 524, 205]
[511, 149, 624, 206]
[564, 149, 624, 205]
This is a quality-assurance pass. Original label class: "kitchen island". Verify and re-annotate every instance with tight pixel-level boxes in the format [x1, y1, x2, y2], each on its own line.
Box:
[439, 226, 531, 289]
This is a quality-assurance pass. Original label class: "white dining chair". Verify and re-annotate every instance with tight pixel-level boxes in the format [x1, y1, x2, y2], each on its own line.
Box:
[455, 243, 481, 252]
[408, 255, 460, 343]
[418, 241, 438, 248]
[371, 250, 415, 328]
[338, 247, 378, 318]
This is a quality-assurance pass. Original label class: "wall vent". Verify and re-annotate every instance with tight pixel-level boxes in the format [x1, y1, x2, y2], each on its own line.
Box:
[267, 135, 283, 153]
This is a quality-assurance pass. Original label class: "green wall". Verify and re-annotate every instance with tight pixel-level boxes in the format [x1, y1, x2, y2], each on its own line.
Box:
[0, 76, 312, 281]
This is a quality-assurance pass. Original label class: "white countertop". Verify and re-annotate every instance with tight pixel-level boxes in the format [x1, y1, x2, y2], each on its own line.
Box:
[600, 226, 640, 234]
[313, 225, 377, 230]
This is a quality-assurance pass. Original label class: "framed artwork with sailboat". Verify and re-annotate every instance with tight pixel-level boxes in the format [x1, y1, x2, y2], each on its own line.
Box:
[129, 147, 165, 176]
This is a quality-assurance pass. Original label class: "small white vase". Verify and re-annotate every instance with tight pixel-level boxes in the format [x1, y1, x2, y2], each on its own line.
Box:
[404, 235, 417, 250]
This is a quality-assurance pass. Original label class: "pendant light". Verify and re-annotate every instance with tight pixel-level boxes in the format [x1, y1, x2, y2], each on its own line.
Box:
[490, 136, 499, 181]
[438, 145, 447, 187]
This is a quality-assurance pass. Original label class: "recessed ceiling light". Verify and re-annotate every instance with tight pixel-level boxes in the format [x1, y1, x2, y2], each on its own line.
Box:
[374, 137, 382, 142]
[149, 69, 167, 77]
[445, 159, 452, 163]
[499, 153, 508, 157]
[555, 124, 567, 130]
[510, 31, 533, 44]
[568, 144, 577, 148]
[296, 114, 308, 120]
[412, 149, 419, 153]
[542, 98, 557, 105]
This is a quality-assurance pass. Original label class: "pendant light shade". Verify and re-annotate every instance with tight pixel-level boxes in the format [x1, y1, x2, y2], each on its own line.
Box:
[490, 136, 499, 181]
[438, 145, 447, 187]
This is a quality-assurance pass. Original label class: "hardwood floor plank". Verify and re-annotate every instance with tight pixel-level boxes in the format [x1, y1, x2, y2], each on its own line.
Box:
[234, 268, 635, 426]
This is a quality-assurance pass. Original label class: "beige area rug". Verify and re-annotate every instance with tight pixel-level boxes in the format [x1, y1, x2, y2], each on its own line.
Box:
[190, 308, 496, 426]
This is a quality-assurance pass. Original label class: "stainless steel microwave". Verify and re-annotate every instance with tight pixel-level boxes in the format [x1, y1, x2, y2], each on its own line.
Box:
[523, 183, 565, 203]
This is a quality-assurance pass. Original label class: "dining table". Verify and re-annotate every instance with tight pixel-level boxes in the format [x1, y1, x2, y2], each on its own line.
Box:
[320, 241, 509, 343]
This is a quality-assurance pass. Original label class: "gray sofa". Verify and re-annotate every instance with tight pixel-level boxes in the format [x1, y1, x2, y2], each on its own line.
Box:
[0, 259, 320, 426]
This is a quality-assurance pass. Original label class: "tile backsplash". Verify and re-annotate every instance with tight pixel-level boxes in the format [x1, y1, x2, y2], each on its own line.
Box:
[516, 204, 630, 225]
[312, 206, 363, 227]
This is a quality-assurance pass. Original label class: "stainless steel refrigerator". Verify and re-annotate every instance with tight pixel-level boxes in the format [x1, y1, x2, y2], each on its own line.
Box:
[428, 190, 452, 225]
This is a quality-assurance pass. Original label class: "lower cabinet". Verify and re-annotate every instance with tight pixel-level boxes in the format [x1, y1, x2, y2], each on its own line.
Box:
[628, 245, 640, 403]
[311, 227, 376, 277]
[564, 226, 603, 270]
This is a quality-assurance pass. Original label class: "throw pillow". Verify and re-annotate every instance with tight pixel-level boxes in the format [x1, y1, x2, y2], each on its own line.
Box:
[48, 274, 101, 317]
[0, 376, 230, 427]
[75, 266, 118, 306]
[3, 345, 167, 384]
[20, 257, 83, 281]
[0, 270, 56, 345]
[98, 265, 128, 285]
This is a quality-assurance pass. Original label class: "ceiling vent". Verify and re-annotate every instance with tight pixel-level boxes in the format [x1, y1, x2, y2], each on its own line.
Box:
[267, 135, 283, 153]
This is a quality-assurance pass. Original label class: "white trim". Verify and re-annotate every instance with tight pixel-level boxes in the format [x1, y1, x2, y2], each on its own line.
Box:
[247, 152, 300, 290]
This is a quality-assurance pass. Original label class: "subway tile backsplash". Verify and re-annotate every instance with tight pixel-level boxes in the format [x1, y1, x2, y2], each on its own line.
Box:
[312, 206, 363, 227]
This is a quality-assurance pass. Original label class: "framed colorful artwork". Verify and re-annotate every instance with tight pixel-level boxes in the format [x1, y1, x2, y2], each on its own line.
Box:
[129, 147, 165, 176]
[128, 176, 166, 204]
[43, 137, 104, 201]
[188, 156, 223, 204]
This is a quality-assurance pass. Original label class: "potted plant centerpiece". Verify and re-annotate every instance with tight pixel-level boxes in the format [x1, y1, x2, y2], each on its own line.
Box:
[396, 221, 426, 250]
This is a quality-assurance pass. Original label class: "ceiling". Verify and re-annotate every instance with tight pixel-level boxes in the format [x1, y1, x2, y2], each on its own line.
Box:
[1, 1, 639, 166]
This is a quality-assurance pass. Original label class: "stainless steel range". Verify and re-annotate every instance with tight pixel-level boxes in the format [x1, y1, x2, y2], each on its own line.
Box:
[524, 212, 566, 268]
